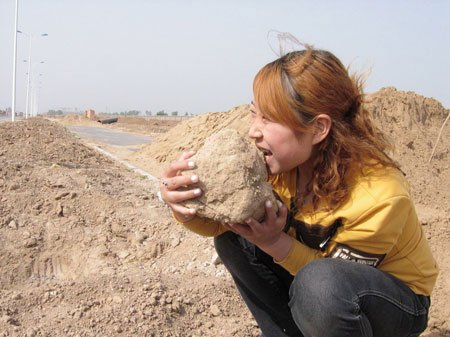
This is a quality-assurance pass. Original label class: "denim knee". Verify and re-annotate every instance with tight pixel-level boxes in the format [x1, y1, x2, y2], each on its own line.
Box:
[288, 259, 360, 332]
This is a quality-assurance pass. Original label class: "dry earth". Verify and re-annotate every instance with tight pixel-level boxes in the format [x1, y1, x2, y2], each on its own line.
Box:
[1, 87, 449, 336]
[182, 128, 277, 224]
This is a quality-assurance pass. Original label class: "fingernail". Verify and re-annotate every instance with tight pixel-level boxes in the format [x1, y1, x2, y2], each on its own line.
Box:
[189, 208, 196, 215]
[276, 200, 283, 208]
[193, 188, 202, 196]
[245, 218, 251, 224]
[191, 175, 199, 183]
[187, 161, 195, 168]
[265, 200, 272, 208]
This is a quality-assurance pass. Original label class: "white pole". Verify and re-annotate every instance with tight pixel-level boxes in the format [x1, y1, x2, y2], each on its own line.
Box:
[11, 0, 19, 122]
[25, 35, 32, 119]
[36, 74, 43, 116]
[30, 72, 34, 117]
[36, 83, 41, 116]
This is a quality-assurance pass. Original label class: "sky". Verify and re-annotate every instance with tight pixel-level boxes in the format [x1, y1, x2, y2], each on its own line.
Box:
[1, 0, 449, 115]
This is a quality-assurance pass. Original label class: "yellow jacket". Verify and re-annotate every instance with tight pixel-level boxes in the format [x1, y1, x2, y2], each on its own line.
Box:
[175, 165, 438, 295]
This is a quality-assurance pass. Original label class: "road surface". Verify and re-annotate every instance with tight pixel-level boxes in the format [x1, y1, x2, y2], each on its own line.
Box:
[68, 125, 152, 146]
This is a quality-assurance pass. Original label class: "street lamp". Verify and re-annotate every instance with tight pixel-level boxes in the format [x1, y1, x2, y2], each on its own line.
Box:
[11, 0, 19, 122]
[35, 74, 43, 116]
[18, 31, 48, 119]
[23, 60, 44, 118]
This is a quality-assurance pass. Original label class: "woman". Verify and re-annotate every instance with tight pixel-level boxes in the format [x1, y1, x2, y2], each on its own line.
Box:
[159, 45, 438, 337]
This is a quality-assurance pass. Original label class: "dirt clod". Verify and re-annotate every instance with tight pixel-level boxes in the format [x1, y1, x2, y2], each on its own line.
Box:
[183, 128, 277, 223]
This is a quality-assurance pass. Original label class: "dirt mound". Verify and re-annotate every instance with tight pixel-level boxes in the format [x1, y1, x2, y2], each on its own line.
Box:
[130, 105, 250, 170]
[366, 87, 450, 208]
[114, 116, 181, 135]
[0, 118, 258, 336]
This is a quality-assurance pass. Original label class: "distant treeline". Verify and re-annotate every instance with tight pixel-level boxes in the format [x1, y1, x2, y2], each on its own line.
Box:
[104, 110, 192, 116]
[47, 109, 64, 115]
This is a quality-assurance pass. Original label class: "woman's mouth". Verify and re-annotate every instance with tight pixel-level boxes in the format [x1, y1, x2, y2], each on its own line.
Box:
[260, 148, 273, 163]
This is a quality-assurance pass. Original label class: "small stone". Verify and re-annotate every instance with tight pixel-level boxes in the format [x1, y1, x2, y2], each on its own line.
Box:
[117, 251, 130, 259]
[148, 296, 157, 306]
[171, 237, 181, 247]
[133, 232, 148, 245]
[55, 191, 70, 200]
[24, 238, 38, 248]
[210, 304, 221, 317]
[26, 328, 37, 337]
[211, 252, 222, 265]
[55, 202, 64, 217]
[112, 295, 123, 304]
[9, 183, 20, 191]
[1, 314, 12, 324]
[8, 220, 18, 229]
[12, 292, 22, 300]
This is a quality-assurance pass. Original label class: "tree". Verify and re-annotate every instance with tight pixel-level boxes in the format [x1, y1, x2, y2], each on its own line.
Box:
[145, 110, 152, 116]
[156, 110, 167, 116]
[47, 109, 63, 115]
[171, 111, 178, 116]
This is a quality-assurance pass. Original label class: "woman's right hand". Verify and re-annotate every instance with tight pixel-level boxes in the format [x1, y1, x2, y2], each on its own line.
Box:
[159, 151, 202, 222]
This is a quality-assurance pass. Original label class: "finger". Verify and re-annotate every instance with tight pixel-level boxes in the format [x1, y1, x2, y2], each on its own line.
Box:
[244, 217, 261, 232]
[277, 203, 288, 222]
[170, 203, 197, 218]
[161, 174, 199, 191]
[228, 222, 253, 237]
[264, 200, 277, 224]
[162, 159, 196, 178]
[164, 188, 202, 204]
[178, 150, 195, 161]
[221, 222, 235, 233]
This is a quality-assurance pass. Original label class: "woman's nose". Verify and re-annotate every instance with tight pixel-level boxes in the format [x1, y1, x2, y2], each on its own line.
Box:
[248, 121, 263, 139]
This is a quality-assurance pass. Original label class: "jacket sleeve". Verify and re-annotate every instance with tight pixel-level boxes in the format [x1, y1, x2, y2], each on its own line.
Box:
[275, 195, 411, 275]
[172, 213, 228, 237]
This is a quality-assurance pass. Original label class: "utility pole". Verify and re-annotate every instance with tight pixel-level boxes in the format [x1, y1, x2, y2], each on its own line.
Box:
[11, 0, 19, 122]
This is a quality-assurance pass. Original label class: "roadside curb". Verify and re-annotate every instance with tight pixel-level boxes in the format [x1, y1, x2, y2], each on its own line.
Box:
[91, 145, 160, 184]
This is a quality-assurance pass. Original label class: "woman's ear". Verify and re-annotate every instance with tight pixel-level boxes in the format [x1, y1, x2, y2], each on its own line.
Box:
[312, 114, 332, 145]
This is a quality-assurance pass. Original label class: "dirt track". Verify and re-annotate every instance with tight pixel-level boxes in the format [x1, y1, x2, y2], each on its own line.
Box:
[1, 87, 449, 336]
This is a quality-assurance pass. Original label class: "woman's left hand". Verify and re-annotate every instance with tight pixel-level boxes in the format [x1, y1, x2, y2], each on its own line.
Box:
[224, 200, 288, 248]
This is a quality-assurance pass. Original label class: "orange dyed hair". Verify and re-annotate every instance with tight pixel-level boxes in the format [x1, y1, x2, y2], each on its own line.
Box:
[253, 47, 399, 211]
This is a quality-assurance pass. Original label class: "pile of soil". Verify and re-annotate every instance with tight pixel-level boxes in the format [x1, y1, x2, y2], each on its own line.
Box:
[129, 105, 250, 176]
[1, 86, 449, 336]
[0, 119, 258, 337]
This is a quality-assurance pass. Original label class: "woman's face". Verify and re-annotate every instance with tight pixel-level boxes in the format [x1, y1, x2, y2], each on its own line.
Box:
[248, 101, 316, 175]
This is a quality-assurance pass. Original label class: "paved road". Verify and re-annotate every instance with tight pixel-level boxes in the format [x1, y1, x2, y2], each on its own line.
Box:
[68, 126, 152, 146]
[0, 116, 23, 123]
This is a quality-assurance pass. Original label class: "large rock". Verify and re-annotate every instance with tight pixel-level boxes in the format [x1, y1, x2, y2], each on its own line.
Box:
[182, 129, 277, 223]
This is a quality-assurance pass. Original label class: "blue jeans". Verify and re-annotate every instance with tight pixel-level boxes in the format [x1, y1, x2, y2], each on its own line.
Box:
[214, 231, 430, 337]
